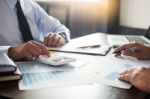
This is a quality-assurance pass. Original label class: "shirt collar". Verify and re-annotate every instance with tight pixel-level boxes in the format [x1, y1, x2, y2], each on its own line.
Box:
[5, 0, 18, 9]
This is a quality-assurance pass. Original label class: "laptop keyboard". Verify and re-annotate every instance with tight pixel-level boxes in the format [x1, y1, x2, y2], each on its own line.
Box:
[125, 36, 149, 44]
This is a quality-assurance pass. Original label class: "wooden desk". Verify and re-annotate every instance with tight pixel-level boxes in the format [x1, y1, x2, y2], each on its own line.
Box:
[0, 33, 147, 99]
[0, 81, 146, 99]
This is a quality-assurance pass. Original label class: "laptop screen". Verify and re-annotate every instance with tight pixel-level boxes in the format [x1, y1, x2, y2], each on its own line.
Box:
[145, 26, 150, 39]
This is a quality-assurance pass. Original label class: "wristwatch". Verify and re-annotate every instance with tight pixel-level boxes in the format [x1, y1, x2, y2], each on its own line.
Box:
[58, 32, 68, 43]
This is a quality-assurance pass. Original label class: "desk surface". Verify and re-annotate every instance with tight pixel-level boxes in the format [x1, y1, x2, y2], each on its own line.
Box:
[0, 81, 146, 99]
[0, 33, 147, 99]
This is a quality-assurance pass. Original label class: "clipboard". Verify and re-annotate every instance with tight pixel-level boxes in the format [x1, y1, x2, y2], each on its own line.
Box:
[48, 33, 111, 56]
[48, 45, 111, 56]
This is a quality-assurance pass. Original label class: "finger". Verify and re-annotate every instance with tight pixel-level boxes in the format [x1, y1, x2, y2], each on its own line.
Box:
[114, 43, 139, 53]
[26, 46, 40, 58]
[114, 51, 122, 57]
[24, 50, 34, 61]
[119, 69, 130, 75]
[32, 41, 50, 56]
[44, 35, 49, 46]
[39, 44, 49, 56]
[48, 33, 57, 47]
[122, 49, 139, 58]
[122, 49, 129, 56]
[56, 37, 65, 47]
[26, 41, 41, 57]
[51, 36, 60, 47]
[29, 41, 42, 53]
[114, 44, 129, 52]
[118, 74, 132, 82]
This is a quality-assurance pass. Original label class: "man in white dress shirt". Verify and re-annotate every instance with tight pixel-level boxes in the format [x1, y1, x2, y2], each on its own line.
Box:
[0, 0, 70, 61]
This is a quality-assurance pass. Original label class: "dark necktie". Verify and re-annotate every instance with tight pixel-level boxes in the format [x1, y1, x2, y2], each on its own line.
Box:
[16, 1, 33, 42]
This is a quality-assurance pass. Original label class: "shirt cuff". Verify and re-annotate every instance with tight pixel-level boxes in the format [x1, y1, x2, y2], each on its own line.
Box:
[0, 46, 11, 54]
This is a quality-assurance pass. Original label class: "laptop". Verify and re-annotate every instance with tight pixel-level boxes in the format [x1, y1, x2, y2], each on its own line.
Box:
[107, 26, 150, 47]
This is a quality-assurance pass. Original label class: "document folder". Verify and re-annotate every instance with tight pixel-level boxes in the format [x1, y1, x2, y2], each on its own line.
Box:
[48, 45, 111, 56]
[48, 33, 111, 56]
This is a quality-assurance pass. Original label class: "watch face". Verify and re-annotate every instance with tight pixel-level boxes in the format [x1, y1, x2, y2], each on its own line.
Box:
[59, 33, 68, 43]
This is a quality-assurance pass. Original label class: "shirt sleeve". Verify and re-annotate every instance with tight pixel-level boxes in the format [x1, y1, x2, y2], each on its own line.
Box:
[0, 46, 11, 54]
[29, 0, 71, 42]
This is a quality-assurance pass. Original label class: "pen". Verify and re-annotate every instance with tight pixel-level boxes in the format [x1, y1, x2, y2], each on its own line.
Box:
[127, 47, 140, 53]
[77, 44, 101, 49]
[113, 47, 140, 57]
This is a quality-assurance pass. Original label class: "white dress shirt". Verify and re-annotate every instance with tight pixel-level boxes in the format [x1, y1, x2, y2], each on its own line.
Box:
[0, 0, 70, 53]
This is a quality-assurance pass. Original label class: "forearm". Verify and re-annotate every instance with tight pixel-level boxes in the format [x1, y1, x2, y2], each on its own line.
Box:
[31, 0, 70, 42]
[40, 17, 71, 42]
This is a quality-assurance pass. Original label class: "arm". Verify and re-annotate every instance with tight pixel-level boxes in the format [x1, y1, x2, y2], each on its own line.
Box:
[114, 43, 150, 60]
[118, 67, 150, 93]
[29, 0, 70, 46]
[8, 41, 49, 61]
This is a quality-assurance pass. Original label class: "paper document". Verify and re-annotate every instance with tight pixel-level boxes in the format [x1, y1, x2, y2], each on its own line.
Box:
[95, 70, 131, 89]
[48, 33, 111, 56]
[48, 45, 111, 56]
[80, 54, 150, 89]
[96, 55, 150, 89]
[17, 61, 91, 90]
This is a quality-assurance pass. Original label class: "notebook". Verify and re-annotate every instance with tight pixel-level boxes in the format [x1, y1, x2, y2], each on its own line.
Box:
[0, 68, 21, 82]
[107, 26, 150, 47]
[0, 53, 17, 74]
[0, 53, 21, 82]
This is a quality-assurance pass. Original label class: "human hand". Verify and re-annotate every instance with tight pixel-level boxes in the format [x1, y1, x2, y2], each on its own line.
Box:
[8, 40, 49, 61]
[114, 43, 150, 60]
[44, 32, 66, 47]
[118, 67, 150, 93]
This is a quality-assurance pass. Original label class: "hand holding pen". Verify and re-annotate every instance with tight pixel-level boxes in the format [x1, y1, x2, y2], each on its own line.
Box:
[113, 43, 150, 60]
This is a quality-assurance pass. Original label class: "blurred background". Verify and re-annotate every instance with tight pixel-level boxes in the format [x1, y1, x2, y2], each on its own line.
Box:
[35, 0, 150, 38]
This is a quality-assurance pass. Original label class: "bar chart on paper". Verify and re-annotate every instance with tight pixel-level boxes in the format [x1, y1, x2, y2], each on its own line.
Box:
[17, 62, 91, 90]
[21, 71, 70, 86]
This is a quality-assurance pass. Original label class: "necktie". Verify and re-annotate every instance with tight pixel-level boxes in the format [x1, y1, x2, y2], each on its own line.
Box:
[16, 1, 33, 42]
